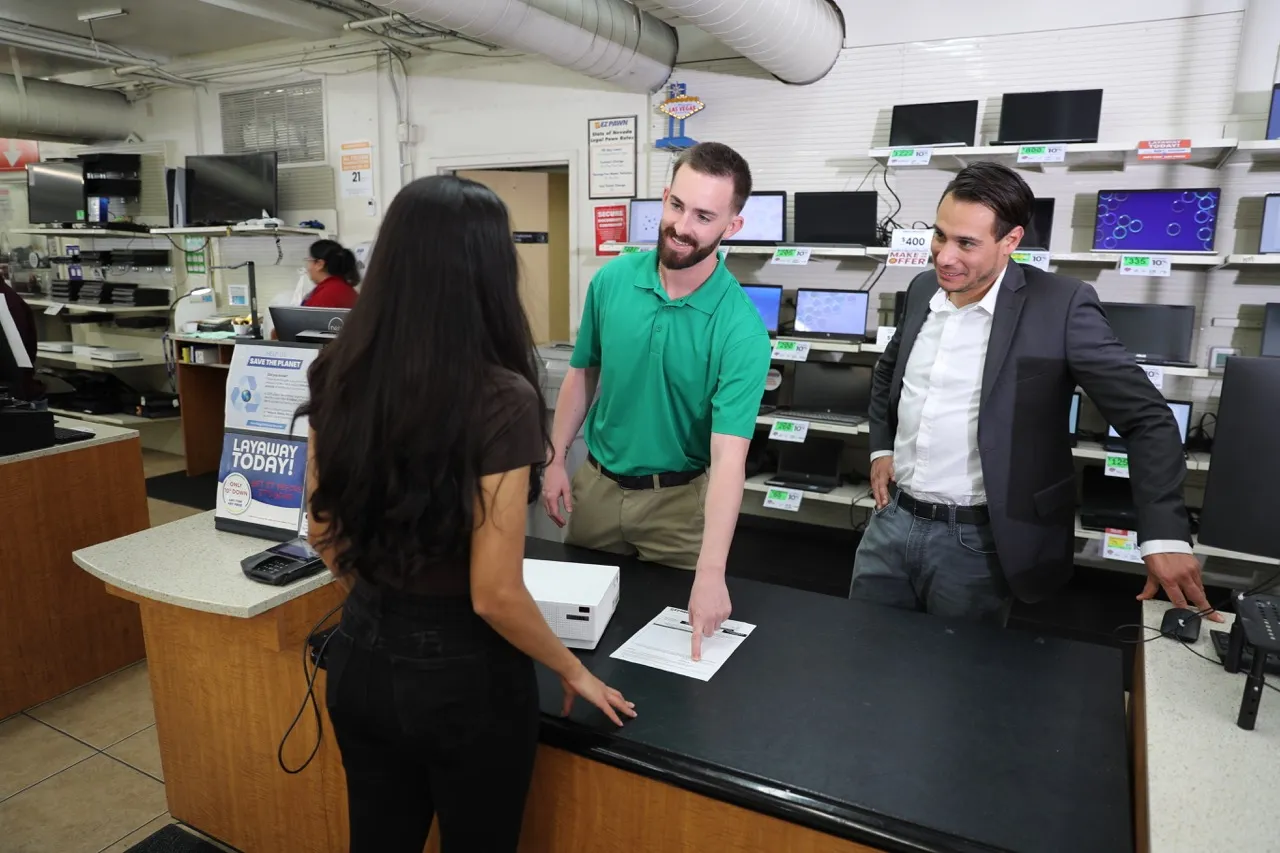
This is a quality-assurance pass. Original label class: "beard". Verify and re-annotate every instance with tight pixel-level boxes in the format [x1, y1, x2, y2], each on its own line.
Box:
[658, 225, 721, 270]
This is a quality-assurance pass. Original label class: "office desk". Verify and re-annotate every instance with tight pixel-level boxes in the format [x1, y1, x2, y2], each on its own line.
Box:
[1133, 601, 1280, 853]
[74, 515, 1133, 853]
[0, 418, 149, 718]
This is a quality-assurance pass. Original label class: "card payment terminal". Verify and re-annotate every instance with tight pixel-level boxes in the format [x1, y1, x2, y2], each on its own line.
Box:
[241, 538, 327, 586]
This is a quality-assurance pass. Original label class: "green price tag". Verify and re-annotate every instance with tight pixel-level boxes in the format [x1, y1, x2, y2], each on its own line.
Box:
[775, 248, 797, 258]
[767, 489, 788, 501]
[620, 245, 641, 254]
[775, 341, 797, 352]
[775, 421, 794, 431]
[1123, 255, 1150, 266]
[1022, 146, 1046, 155]
[891, 149, 914, 158]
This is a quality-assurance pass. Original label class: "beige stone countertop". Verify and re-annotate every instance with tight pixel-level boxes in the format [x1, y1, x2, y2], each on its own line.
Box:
[73, 510, 333, 618]
[1140, 599, 1280, 852]
[0, 416, 137, 466]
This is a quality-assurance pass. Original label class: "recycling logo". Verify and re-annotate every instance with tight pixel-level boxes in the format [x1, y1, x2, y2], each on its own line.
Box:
[228, 374, 260, 413]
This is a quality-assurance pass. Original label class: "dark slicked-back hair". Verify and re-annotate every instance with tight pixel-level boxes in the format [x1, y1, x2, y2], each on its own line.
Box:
[941, 161, 1034, 240]
[670, 141, 753, 214]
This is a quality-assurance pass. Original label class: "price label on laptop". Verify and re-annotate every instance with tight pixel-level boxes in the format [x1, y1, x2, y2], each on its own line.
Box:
[888, 148, 932, 166]
[890, 229, 932, 251]
[1010, 250, 1051, 271]
[1143, 366, 1164, 391]
[887, 250, 930, 268]
[771, 340, 810, 361]
[875, 325, 896, 348]
[1016, 144, 1066, 164]
[771, 247, 811, 266]
[769, 419, 810, 443]
[764, 487, 804, 512]
[1119, 254, 1170, 277]
[1103, 528, 1142, 563]
[1104, 454, 1130, 479]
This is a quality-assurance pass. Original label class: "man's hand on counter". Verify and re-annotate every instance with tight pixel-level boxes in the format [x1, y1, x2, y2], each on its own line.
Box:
[688, 569, 731, 661]
[1139, 552, 1224, 622]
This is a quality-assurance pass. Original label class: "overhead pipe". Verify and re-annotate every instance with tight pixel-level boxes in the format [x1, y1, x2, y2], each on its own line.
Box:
[0, 75, 135, 143]
[647, 0, 844, 85]
[367, 0, 677, 93]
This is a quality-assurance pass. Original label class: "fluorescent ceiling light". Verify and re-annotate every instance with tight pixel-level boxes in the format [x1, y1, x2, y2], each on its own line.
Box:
[77, 9, 129, 23]
[192, 0, 342, 34]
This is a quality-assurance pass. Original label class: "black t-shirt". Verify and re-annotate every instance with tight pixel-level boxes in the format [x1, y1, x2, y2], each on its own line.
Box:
[389, 368, 545, 595]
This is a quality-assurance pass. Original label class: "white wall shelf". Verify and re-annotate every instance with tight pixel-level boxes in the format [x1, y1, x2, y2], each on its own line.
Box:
[1072, 440, 1211, 471]
[1074, 514, 1277, 566]
[744, 473, 876, 508]
[22, 297, 168, 315]
[150, 225, 328, 238]
[1221, 253, 1280, 268]
[1226, 139, 1280, 165]
[10, 228, 155, 239]
[756, 414, 868, 437]
[772, 336, 863, 354]
[870, 139, 1237, 171]
[36, 351, 167, 370]
[1049, 252, 1223, 268]
[48, 407, 178, 427]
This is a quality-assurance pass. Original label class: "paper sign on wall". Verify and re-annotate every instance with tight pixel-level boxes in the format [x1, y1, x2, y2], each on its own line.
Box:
[340, 141, 374, 198]
[1137, 139, 1192, 161]
[588, 115, 638, 199]
[225, 343, 320, 437]
[594, 204, 627, 256]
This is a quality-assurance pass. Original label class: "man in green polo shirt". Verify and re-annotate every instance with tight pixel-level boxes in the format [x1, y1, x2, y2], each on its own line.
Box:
[542, 141, 771, 659]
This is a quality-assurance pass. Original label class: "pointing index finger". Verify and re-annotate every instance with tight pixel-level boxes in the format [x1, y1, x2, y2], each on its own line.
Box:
[691, 627, 703, 661]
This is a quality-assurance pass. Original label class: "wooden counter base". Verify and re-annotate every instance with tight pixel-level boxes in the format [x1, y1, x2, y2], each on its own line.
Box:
[112, 584, 884, 853]
[0, 436, 149, 718]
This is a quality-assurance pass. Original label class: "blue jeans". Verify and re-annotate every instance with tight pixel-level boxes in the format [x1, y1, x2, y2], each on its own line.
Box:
[850, 489, 1012, 626]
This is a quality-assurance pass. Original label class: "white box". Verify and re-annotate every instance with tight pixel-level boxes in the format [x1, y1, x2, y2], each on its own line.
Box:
[37, 342, 74, 353]
[523, 559, 620, 650]
[90, 348, 143, 362]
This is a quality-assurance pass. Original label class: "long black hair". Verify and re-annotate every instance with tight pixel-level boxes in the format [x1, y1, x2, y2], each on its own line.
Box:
[309, 239, 361, 286]
[302, 175, 548, 586]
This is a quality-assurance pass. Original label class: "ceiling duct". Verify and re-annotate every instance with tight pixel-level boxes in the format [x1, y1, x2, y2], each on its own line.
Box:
[0, 75, 135, 143]
[647, 0, 844, 84]
[368, 0, 678, 93]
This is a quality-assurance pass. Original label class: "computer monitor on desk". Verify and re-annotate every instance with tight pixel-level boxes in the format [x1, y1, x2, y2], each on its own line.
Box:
[270, 306, 350, 344]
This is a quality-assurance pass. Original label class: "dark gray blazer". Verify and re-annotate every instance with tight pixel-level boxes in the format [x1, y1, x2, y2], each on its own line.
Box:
[870, 262, 1191, 602]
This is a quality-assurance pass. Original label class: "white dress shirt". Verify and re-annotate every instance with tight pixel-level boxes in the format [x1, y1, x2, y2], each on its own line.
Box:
[873, 265, 1189, 557]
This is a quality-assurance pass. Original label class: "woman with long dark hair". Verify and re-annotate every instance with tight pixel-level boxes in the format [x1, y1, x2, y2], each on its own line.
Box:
[302, 238, 360, 308]
[302, 175, 634, 852]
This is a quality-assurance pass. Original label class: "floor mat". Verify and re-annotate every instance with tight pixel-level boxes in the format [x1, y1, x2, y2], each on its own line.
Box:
[125, 824, 228, 853]
[145, 471, 218, 511]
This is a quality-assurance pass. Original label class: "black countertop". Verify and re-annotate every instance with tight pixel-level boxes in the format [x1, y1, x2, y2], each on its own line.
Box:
[525, 539, 1132, 853]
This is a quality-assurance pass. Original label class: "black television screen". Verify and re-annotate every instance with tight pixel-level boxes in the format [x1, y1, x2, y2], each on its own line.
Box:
[1101, 303, 1195, 364]
[793, 191, 880, 246]
[26, 161, 85, 225]
[186, 153, 278, 224]
[996, 89, 1104, 144]
[889, 100, 979, 148]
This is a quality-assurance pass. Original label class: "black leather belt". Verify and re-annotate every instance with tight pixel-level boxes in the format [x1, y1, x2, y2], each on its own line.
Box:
[897, 489, 990, 525]
[588, 454, 703, 491]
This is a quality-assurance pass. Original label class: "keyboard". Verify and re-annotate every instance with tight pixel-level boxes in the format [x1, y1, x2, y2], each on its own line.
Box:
[1210, 629, 1280, 675]
[53, 426, 94, 444]
[782, 410, 867, 427]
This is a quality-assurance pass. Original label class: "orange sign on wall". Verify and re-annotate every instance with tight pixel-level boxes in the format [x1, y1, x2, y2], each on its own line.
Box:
[0, 139, 40, 171]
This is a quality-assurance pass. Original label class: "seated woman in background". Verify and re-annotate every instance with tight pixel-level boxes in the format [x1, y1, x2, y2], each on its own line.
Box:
[302, 239, 360, 308]
[301, 174, 635, 853]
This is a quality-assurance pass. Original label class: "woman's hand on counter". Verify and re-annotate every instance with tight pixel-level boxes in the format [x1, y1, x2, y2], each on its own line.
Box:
[561, 663, 636, 727]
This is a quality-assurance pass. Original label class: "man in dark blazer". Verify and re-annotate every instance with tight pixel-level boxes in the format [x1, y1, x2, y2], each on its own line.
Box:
[852, 161, 1217, 625]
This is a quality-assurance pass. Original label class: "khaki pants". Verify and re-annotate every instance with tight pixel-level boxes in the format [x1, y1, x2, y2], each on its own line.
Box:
[564, 462, 708, 570]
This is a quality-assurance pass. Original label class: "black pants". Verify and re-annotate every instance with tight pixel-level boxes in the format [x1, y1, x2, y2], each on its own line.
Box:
[325, 580, 540, 853]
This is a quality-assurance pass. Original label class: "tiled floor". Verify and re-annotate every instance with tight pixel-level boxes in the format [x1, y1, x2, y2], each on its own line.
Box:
[0, 452, 234, 852]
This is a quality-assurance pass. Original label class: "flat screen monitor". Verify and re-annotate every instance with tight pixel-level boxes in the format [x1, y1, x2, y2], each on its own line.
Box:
[1102, 303, 1196, 365]
[269, 306, 350, 343]
[1068, 391, 1081, 435]
[186, 153, 278, 225]
[996, 89, 1103, 144]
[1268, 84, 1280, 141]
[1261, 303, 1280, 358]
[26, 161, 85, 225]
[723, 192, 786, 245]
[888, 100, 979, 148]
[1196, 357, 1280, 558]
[1260, 194, 1280, 254]
[791, 362, 873, 417]
[1107, 399, 1192, 445]
[793, 289, 869, 339]
[793, 191, 880, 246]
[1092, 189, 1221, 254]
[628, 197, 663, 243]
[741, 284, 782, 334]
[1024, 198, 1056, 250]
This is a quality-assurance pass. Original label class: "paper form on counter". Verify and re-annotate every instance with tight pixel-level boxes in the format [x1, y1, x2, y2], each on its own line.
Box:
[610, 606, 756, 681]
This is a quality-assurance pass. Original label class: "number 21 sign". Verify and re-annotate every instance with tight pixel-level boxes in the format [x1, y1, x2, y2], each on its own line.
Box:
[340, 141, 374, 198]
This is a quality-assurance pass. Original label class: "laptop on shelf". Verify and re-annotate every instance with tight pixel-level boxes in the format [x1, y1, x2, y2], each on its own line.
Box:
[790, 289, 870, 343]
[888, 100, 979, 148]
[1092, 188, 1221, 255]
[792, 191, 881, 248]
[780, 362, 872, 427]
[627, 198, 663, 244]
[765, 436, 844, 494]
[1103, 399, 1192, 453]
[722, 192, 786, 247]
[991, 89, 1103, 145]
[1102, 303, 1198, 368]
[741, 284, 783, 337]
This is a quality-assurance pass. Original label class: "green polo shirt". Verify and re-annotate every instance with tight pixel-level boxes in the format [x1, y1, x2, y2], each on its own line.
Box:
[571, 251, 771, 476]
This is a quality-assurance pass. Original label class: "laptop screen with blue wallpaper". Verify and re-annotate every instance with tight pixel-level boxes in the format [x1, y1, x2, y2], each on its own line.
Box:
[742, 285, 782, 333]
[1268, 85, 1280, 140]
[1092, 188, 1221, 253]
